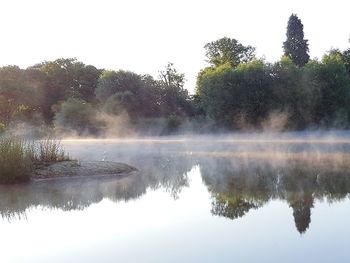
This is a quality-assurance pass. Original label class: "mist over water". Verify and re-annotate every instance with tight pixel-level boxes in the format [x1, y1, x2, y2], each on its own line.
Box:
[1, 131, 350, 262]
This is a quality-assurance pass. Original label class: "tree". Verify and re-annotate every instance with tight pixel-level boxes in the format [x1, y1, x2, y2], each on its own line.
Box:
[102, 91, 135, 115]
[283, 14, 310, 67]
[289, 195, 314, 234]
[341, 48, 350, 77]
[158, 63, 192, 116]
[29, 58, 101, 122]
[95, 70, 143, 103]
[96, 70, 161, 118]
[270, 57, 321, 129]
[0, 66, 38, 125]
[158, 62, 185, 89]
[313, 53, 350, 126]
[196, 60, 273, 128]
[54, 98, 99, 135]
[204, 37, 255, 68]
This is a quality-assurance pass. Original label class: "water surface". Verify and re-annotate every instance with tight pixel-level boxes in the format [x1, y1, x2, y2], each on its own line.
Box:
[1, 135, 350, 262]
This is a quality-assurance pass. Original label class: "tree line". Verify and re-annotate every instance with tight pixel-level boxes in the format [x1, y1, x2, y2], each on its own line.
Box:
[197, 14, 350, 130]
[0, 60, 195, 135]
[1, 14, 350, 135]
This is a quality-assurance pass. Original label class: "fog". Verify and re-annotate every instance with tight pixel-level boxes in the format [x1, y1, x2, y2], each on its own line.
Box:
[2, 131, 350, 234]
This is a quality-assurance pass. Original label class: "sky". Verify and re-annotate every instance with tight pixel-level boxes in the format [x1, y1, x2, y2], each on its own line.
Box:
[0, 0, 349, 93]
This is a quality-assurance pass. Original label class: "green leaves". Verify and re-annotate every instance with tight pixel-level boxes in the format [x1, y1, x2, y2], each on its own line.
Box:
[204, 37, 255, 68]
[283, 14, 310, 67]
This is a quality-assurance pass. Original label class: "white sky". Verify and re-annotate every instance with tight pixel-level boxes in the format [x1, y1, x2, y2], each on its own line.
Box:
[0, 0, 349, 93]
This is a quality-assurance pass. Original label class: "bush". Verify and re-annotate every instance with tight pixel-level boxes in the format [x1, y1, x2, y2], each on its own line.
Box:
[54, 98, 99, 135]
[166, 115, 182, 133]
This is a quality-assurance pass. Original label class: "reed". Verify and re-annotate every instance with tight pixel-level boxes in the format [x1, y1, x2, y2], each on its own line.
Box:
[0, 136, 69, 183]
[28, 138, 69, 164]
[0, 136, 32, 183]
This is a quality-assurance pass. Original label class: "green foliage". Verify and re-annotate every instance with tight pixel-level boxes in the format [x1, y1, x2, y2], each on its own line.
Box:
[0, 136, 32, 184]
[0, 66, 39, 125]
[0, 96, 31, 126]
[197, 61, 273, 128]
[313, 53, 350, 126]
[0, 136, 69, 184]
[54, 98, 99, 135]
[283, 14, 310, 67]
[196, 64, 233, 121]
[158, 62, 185, 89]
[102, 91, 135, 115]
[96, 70, 142, 103]
[269, 57, 320, 129]
[211, 193, 261, 220]
[197, 50, 350, 130]
[0, 122, 5, 133]
[204, 37, 255, 68]
[0, 58, 191, 135]
[158, 63, 192, 116]
[96, 70, 164, 118]
[1, 30, 350, 135]
[30, 58, 101, 122]
[342, 48, 350, 75]
[165, 115, 182, 133]
[0, 66, 34, 105]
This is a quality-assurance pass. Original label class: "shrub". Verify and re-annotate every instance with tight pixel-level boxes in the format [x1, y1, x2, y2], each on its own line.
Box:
[54, 98, 99, 135]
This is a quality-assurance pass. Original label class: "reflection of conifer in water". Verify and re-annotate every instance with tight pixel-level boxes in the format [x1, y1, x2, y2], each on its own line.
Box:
[289, 195, 314, 234]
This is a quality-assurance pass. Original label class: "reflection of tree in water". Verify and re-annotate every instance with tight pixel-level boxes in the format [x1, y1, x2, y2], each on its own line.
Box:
[65, 141, 197, 199]
[106, 152, 195, 199]
[142, 155, 193, 199]
[211, 193, 261, 219]
[288, 194, 314, 234]
[198, 155, 350, 233]
[3, 145, 350, 234]
[200, 158, 273, 220]
[0, 153, 195, 221]
[0, 174, 147, 221]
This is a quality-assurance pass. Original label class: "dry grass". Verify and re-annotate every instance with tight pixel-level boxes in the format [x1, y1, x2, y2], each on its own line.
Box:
[28, 138, 69, 164]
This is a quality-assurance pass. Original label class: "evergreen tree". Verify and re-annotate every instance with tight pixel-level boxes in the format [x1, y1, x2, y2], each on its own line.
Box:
[283, 14, 310, 67]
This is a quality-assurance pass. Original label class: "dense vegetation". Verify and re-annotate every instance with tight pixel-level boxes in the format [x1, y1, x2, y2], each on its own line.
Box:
[0, 137, 68, 184]
[1, 14, 350, 135]
[198, 14, 350, 130]
[0, 60, 195, 136]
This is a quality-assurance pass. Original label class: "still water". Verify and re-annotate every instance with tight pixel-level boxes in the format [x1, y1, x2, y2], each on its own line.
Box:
[1, 135, 350, 262]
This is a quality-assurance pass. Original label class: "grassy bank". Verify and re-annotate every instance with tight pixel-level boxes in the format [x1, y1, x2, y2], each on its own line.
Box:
[0, 136, 69, 184]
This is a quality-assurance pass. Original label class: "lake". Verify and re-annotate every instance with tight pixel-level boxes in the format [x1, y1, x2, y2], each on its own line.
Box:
[1, 134, 350, 262]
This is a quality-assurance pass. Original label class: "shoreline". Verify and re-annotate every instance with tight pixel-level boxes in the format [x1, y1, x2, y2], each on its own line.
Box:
[32, 160, 138, 181]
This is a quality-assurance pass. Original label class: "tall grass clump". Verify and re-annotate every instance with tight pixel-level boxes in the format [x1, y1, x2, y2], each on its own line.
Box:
[0, 136, 32, 184]
[0, 136, 69, 184]
[28, 138, 69, 164]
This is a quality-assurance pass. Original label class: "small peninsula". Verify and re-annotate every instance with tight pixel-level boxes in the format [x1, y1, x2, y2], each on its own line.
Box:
[33, 160, 138, 180]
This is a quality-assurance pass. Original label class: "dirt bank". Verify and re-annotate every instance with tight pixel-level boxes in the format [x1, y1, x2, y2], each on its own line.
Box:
[32, 160, 138, 180]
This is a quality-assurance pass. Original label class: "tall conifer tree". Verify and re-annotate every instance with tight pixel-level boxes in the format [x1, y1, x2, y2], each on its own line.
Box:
[283, 14, 310, 67]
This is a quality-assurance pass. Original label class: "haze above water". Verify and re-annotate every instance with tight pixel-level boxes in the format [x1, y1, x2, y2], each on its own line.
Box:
[1, 133, 350, 262]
